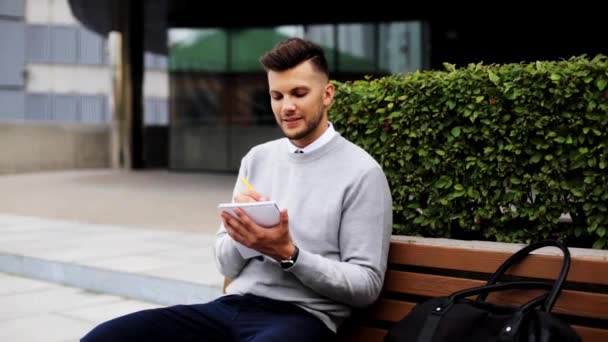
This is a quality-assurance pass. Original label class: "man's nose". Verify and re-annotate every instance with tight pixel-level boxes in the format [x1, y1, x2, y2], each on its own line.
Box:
[283, 98, 296, 112]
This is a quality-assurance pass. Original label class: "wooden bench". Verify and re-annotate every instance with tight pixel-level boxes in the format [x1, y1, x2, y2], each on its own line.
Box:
[224, 237, 608, 341]
[338, 238, 608, 342]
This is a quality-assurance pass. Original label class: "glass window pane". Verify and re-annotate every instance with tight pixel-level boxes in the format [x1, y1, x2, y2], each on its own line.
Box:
[305, 24, 336, 73]
[169, 29, 228, 72]
[230, 28, 295, 72]
[378, 22, 427, 74]
[337, 23, 376, 73]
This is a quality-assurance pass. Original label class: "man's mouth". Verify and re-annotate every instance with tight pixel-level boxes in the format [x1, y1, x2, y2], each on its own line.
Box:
[283, 117, 302, 127]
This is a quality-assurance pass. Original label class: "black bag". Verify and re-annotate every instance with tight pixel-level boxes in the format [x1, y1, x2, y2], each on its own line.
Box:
[384, 240, 581, 342]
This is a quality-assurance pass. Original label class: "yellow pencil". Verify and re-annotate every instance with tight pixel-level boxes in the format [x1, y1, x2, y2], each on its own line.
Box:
[240, 177, 256, 192]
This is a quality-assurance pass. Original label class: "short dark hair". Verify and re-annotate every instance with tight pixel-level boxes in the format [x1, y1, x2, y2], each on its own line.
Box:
[260, 38, 329, 77]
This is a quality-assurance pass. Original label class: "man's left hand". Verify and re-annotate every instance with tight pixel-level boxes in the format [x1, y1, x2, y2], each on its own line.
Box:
[221, 208, 295, 261]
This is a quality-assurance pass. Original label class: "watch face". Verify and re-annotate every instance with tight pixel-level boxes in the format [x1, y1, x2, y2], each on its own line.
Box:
[280, 260, 294, 269]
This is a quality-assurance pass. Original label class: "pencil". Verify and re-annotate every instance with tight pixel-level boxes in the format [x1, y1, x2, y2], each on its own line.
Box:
[240, 177, 255, 192]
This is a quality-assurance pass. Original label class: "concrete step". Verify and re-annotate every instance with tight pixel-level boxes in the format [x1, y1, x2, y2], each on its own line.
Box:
[0, 214, 223, 306]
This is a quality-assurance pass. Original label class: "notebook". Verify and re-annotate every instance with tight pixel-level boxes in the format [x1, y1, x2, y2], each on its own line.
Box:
[217, 201, 281, 258]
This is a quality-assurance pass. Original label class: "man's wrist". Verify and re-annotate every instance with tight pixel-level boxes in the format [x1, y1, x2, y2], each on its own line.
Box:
[275, 242, 296, 261]
[279, 244, 299, 270]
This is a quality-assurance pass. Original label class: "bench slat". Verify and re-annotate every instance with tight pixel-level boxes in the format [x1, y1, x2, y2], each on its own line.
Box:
[574, 325, 608, 342]
[364, 299, 415, 322]
[338, 327, 386, 342]
[339, 325, 606, 342]
[388, 242, 608, 285]
[384, 271, 608, 320]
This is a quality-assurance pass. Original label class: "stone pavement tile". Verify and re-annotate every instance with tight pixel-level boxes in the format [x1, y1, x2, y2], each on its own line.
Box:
[61, 299, 163, 327]
[84, 254, 185, 273]
[0, 313, 95, 342]
[0, 273, 60, 296]
[149, 245, 215, 263]
[0, 286, 122, 321]
[141, 261, 223, 286]
[20, 240, 179, 263]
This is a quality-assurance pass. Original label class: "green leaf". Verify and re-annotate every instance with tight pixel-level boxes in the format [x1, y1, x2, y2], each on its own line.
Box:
[451, 190, 466, 198]
[554, 137, 565, 143]
[550, 73, 561, 81]
[592, 238, 606, 249]
[440, 198, 449, 205]
[510, 177, 521, 185]
[571, 188, 584, 197]
[584, 176, 595, 184]
[598, 227, 606, 238]
[600, 161, 606, 170]
[597, 78, 608, 91]
[435, 149, 446, 156]
[488, 71, 499, 83]
[530, 154, 542, 163]
[454, 184, 464, 191]
[450, 127, 461, 137]
[446, 100, 456, 110]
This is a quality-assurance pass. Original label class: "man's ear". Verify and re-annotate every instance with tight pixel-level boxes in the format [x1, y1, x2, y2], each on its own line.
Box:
[323, 82, 335, 108]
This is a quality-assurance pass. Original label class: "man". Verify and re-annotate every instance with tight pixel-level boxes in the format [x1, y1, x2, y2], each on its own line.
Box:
[82, 37, 392, 342]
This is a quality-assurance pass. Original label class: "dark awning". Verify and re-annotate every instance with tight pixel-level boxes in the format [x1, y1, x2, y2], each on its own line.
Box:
[67, 0, 431, 55]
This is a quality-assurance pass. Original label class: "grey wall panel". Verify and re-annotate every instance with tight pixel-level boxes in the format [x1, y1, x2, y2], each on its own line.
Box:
[155, 54, 168, 69]
[0, 90, 25, 120]
[144, 52, 156, 69]
[51, 26, 77, 64]
[80, 95, 105, 123]
[26, 93, 51, 120]
[145, 52, 168, 70]
[144, 97, 156, 125]
[79, 28, 103, 65]
[0, 20, 25, 87]
[27, 25, 50, 62]
[0, 0, 24, 17]
[144, 98, 169, 125]
[52, 94, 78, 121]
[158, 98, 168, 125]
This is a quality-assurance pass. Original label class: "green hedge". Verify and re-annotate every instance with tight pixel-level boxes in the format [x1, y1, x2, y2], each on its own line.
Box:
[330, 55, 608, 249]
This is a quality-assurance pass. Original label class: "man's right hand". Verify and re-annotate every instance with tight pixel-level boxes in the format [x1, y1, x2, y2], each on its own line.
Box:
[234, 190, 268, 203]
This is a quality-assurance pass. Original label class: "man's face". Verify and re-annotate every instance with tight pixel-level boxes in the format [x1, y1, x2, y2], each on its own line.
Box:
[267, 60, 335, 148]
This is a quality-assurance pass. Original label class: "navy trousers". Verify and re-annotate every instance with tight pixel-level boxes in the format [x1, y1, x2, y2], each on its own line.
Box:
[81, 294, 336, 341]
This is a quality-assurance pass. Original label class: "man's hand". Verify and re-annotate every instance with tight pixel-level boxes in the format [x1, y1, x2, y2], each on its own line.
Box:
[234, 190, 269, 203]
[221, 208, 295, 261]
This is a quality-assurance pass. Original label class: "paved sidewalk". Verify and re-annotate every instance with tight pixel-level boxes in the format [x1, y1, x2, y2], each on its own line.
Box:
[0, 272, 162, 342]
[0, 214, 224, 305]
[0, 170, 236, 341]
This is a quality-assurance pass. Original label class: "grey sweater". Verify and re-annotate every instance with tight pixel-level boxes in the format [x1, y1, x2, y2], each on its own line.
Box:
[213, 133, 393, 332]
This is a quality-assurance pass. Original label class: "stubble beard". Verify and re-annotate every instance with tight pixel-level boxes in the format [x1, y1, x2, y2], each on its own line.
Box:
[280, 108, 325, 141]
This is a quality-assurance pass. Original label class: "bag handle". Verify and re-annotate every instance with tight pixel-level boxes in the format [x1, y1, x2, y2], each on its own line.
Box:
[450, 280, 553, 302]
[476, 239, 570, 312]
[417, 281, 552, 342]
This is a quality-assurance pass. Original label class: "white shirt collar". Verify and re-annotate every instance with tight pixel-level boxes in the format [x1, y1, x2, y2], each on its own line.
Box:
[287, 122, 336, 154]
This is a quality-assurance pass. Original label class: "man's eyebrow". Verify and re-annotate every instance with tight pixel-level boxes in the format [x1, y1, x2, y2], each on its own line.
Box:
[269, 86, 310, 94]
[292, 86, 309, 91]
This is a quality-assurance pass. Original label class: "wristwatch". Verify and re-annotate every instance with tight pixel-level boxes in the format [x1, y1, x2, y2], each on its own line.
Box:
[279, 245, 299, 270]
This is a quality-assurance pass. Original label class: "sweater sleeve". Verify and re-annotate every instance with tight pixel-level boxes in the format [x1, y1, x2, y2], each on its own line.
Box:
[287, 167, 393, 307]
[213, 227, 248, 279]
[212, 157, 249, 279]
